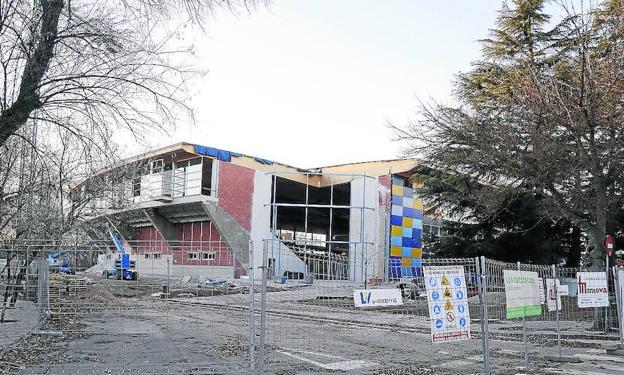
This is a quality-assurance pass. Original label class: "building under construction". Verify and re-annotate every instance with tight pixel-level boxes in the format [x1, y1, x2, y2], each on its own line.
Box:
[72, 143, 445, 282]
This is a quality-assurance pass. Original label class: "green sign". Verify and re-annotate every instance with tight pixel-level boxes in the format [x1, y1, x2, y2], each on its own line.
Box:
[503, 270, 542, 319]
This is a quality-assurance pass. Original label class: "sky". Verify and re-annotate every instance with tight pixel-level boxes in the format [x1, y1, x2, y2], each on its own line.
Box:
[132, 0, 507, 168]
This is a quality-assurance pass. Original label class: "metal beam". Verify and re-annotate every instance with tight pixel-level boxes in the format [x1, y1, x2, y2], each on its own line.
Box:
[143, 208, 177, 244]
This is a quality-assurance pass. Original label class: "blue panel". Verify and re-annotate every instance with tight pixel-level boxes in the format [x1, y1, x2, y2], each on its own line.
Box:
[390, 215, 403, 226]
[402, 238, 421, 248]
[412, 219, 423, 230]
[413, 210, 424, 220]
[403, 207, 414, 218]
[194, 145, 242, 162]
[411, 228, 422, 239]
[402, 227, 412, 238]
[402, 247, 412, 257]
[403, 187, 413, 197]
[401, 267, 412, 276]
[391, 195, 403, 206]
[392, 176, 404, 186]
[412, 258, 422, 267]
[391, 236, 402, 246]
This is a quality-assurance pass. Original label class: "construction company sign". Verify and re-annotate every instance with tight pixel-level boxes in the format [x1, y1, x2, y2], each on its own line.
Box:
[423, 266, 471, 343]
[577, 272, 608, 308]
[353, 288, 402, 308]
[503, 270, 542, 319]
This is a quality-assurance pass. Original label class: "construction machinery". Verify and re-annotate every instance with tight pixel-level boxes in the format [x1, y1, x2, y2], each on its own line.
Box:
[102, 231, 138, 281]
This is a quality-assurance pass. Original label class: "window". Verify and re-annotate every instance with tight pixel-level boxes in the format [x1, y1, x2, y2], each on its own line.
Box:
[202, 252, 215, 260]
[153, 253, 162, 260]
[187, 252, 199, 260]
[151, 159, 163, 174]
[144, 254, 151, 259]
[201, 158, 213, 195]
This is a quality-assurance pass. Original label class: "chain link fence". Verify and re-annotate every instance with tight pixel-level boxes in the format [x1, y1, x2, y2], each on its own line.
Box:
[1, 238, 623, 374]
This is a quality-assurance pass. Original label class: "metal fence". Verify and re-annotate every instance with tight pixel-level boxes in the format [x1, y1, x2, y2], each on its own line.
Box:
[1, 239, 623, 374]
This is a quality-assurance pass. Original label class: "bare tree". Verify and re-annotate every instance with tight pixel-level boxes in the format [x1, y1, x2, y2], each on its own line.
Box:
[0, 0, 263, 148]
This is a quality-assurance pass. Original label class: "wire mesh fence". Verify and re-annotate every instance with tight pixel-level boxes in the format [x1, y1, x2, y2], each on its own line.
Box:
[1, 238, 623, 374]
[0, 239, 253, 374]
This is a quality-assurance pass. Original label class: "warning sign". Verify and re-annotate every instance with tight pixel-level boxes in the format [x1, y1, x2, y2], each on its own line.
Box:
[443, 287, 452, 299]
[444, 300, 453, 311]
[424, 266, 471, 343]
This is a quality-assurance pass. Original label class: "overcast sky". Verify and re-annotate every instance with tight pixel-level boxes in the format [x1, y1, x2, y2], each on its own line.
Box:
[130, 1, 508, 168]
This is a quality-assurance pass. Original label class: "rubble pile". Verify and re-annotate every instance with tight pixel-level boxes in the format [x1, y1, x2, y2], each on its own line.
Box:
[48, 274, 95, 298]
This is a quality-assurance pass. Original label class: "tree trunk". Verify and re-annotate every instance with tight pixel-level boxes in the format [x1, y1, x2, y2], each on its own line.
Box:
[0, 0, 64, 146]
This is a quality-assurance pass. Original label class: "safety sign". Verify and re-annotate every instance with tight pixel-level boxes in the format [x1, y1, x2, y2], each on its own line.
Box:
[576, 272, 608, 308]
[424, 265, 471, 343]
[503, 270, 542, 319]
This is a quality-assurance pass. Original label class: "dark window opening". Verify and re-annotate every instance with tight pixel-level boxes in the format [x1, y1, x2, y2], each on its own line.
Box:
[271, 177, 351, 256]
[201, 158, 213, 195]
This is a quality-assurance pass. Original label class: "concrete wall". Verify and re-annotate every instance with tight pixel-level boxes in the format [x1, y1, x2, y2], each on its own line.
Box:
[349, 176, 379, 283]
[250, 171, 272, 279]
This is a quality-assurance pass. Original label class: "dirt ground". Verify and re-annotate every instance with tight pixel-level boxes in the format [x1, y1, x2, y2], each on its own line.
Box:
[1, 275, 624, 374]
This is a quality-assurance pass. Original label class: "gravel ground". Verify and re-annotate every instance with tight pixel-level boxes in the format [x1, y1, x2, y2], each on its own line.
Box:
[0, 277, 623, 374]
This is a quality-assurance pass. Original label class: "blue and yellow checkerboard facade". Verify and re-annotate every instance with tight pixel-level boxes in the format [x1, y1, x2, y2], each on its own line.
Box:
[389, 176, 423, 278]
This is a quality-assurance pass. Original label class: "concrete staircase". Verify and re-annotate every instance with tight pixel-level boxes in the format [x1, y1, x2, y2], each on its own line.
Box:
[200, 201, 250, 269]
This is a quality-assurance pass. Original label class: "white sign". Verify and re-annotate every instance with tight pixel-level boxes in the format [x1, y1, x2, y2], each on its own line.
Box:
[503, 270, 542, 319]
[577, 272, 609, 308]
[423, 266, 471, 343]
[558, 285, 569, 296]
[546, 278, 562, 312]
[538, 277, 545, 305]
[353, 288, 403, 308]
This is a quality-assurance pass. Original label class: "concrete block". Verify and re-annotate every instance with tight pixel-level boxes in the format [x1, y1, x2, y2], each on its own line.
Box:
[544, 355, 581, 363]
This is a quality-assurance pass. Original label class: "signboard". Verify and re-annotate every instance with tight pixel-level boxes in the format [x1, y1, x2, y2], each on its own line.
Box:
[577, 272, 609, 308]
[538, 277, 545, 305]
[424, 266, 471, 343]
[503, 270, 542, 319]
[545, 278, 562, 312]
[605, 235, 614, 257]
[353, 288, 403, 308]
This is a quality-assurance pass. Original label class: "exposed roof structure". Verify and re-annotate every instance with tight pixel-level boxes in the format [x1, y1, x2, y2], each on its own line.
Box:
[72, 142, 421, 189]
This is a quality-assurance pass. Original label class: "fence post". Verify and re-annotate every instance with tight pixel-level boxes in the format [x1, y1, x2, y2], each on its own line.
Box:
[552, 264, 562, 359]
[477, 256, 491, 375]
[36, 255, 50, 325]
[259, 240, 268, 373]
[613, 266, 624, 348]
[518, 261, 529, 369]
[248, 240, 256, 373]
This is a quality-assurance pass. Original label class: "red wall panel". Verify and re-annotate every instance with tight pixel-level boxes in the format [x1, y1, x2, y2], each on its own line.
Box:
[217, 162, 254, 231]
[136, 227, 171, 255]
